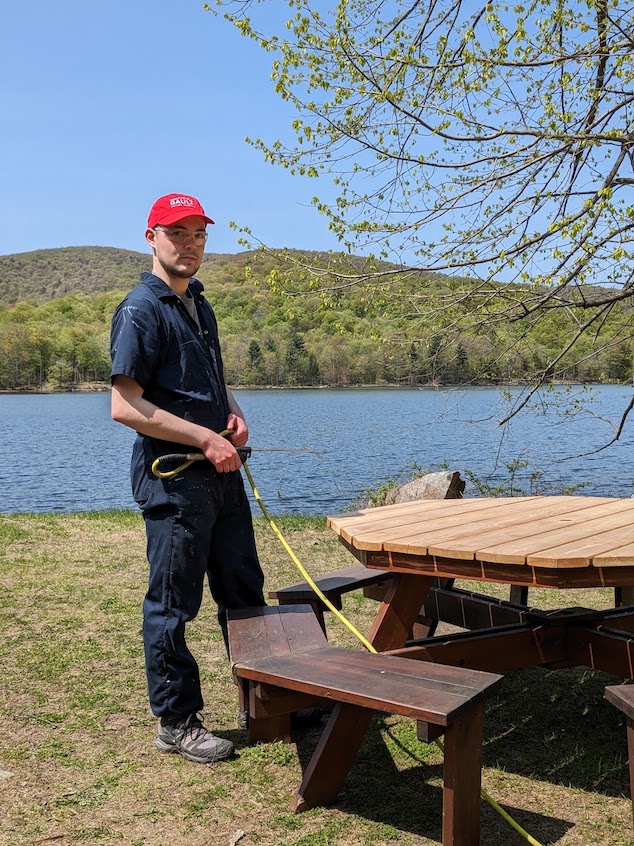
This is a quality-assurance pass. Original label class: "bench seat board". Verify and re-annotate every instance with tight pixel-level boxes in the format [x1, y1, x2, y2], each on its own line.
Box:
[228, 605, 328, 664]
[269, 565, 393, 602]
[233, 646, 502, 726]
[605, 684, 634, 831]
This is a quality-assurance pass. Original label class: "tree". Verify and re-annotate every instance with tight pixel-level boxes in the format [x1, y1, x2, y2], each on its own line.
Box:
[213, 0, 634, 442]
[285, 331, 308, 383]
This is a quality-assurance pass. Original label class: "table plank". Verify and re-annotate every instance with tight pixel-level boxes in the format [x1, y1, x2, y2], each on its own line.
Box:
[360, 497, 562, 548]
[327, 497, 528, 550]
[524, 524, 634, 568]
[385, 499, 631, 563]
[594, 542, 634, 567]
[469, 501, 634, 566]
[328, 496, 634, 576]
[330, 496, 615, 554]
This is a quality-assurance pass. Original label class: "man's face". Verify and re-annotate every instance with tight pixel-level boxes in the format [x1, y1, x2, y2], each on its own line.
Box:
[146, 215, 207, 280]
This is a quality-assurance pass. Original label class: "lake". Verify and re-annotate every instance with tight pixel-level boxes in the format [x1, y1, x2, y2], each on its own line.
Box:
[1, 385, 633, 516]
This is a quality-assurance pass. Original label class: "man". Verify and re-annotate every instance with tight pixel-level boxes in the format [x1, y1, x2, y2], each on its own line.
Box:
[110, 193, 265, 764]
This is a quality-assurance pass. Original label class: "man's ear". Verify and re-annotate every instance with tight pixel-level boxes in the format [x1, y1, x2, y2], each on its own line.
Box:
[145, 227, 157, 250]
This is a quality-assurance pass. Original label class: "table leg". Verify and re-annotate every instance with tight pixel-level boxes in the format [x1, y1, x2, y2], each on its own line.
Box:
[442, 703, 484, 846]
[509, 585, 529, 605]
[412, 578, 456, 639]
[367, 573, 435, 651]
[618, 586, 634, 607]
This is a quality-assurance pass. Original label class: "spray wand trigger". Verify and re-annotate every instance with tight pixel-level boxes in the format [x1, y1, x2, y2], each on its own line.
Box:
[237, 446, 252, 463]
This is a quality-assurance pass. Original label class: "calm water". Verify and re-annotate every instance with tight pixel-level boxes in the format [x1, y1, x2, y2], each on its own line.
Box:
[1, 385, 634, 516]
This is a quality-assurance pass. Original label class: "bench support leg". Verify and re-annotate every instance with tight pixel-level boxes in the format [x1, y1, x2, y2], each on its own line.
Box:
[292, 703, 372, 813]
[239, 679, 293, 744]
[626, 717, 634, 825]
[249, 713, 291, 744]
[442, 703, 484, 846]
[293, 701, 485, 846]
[292, 575, 436, 812]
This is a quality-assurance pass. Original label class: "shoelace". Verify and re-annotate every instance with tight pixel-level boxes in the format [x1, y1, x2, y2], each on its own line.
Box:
[180, 713, 207, 739]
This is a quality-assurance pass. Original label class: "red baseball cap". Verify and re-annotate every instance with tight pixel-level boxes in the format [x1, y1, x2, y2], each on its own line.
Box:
[147, 193, 215, 228]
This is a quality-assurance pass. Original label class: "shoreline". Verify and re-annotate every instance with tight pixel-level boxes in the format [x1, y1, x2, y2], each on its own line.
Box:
[1, 378, 625, 395]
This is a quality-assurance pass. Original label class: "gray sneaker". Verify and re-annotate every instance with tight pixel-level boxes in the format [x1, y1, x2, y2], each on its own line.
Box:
[155, 713, 234, 763]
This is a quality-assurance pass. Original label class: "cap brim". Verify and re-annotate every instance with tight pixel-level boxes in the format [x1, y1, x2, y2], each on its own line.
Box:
[155, 211, 215, 226]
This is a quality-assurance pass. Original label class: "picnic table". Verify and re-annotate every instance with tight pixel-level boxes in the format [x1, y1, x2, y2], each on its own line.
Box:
[327, 494, 634, 671]
[232, 495, 634, 843]
[285, 495, 634, 825]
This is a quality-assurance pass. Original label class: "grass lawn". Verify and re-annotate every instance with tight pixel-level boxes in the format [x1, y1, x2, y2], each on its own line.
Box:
[0, 510, 632, 846]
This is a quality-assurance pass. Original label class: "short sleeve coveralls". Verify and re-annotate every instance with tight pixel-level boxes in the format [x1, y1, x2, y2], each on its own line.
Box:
[110, 272, 265, 719]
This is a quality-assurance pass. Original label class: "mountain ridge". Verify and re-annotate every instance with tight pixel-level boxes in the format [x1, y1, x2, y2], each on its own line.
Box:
[0, 246, 390, 307]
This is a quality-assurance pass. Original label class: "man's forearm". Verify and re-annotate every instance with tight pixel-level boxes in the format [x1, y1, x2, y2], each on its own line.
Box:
[111, 375, 243, 472]
[112, 385, 213, 449]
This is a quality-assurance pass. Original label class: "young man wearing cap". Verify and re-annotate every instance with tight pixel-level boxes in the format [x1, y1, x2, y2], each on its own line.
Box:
[109, 194, 266, 764]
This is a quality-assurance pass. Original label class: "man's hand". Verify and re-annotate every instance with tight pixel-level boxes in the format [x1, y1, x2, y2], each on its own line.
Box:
[226, 412, 249, 448]
[203, 429, 242, 473]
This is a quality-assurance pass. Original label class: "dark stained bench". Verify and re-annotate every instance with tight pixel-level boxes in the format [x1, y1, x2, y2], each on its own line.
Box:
[229, 603, 331, 742]
[604, 683, 634, 829]
[269, 566, 460, 639]
[268, 564, 394, 632]
[271, 566, 629, 639]
[228, 605, 503, 846]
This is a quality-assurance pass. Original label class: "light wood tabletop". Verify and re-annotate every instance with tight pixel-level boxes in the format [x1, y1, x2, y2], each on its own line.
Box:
[282, 496, 634, 839]
[328, 495, 634, 587]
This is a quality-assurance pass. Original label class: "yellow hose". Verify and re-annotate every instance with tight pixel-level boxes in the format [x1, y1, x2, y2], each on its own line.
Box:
[152, 453, 204, 478]
[151, 429, 233, 479]
[242, 461, 546, 846]
[242, 462, 376, 653]
[479, 788, 545, 846]
[152, 440, 545, 846]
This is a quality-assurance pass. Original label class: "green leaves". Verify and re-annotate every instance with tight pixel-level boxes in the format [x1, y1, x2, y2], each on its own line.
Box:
[217, 0, 634, 304]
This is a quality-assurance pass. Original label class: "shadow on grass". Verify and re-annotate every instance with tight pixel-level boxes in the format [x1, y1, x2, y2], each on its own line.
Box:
[289, 716, 573, 846]
[269, 665, 631, 844]
[484, 665, 629, 795]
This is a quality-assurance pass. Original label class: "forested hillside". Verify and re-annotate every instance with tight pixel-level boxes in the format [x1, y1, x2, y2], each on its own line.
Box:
[0, 246, 631, 391]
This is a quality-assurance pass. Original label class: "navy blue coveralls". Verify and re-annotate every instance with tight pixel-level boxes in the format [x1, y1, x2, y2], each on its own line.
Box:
[110, 272, 265, 719]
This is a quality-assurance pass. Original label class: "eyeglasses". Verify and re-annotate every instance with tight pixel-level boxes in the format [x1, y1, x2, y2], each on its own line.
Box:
[153, 226, 208, 245]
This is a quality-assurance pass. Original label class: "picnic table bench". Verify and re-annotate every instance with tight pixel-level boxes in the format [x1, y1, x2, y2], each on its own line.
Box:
[268, 566, 525, 639]
[268, 564, 394, 631]
[605, 684, 634, 827]
[228, 604, 502, 846]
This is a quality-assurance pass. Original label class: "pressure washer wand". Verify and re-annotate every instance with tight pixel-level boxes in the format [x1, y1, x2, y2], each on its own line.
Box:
[151, 445, 321, 479]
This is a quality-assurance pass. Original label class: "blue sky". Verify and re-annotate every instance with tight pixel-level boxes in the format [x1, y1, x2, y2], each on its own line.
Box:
[0, 1, 341, 257]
